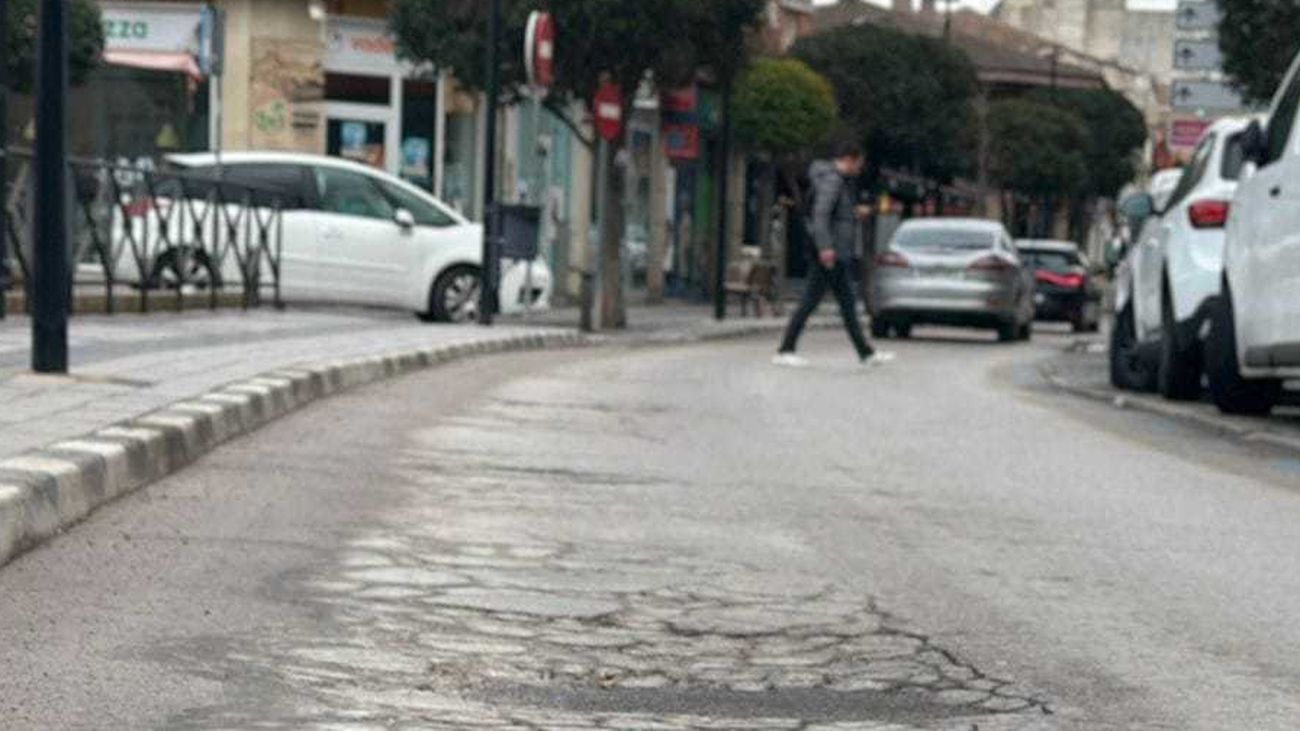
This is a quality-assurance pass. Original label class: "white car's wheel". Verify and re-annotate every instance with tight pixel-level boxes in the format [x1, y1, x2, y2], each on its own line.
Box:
[425, 266, 481, 323]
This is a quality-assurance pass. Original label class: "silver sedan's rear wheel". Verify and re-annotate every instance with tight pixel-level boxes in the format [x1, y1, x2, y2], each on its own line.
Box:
[426, 266, 481, 323]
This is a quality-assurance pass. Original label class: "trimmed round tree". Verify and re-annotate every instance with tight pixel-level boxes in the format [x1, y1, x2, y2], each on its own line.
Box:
[987, 99, 1089, 236]
[733, 58, 837, 253]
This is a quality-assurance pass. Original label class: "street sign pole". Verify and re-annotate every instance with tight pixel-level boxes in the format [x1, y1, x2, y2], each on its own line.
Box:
[32, 0, 68, 373]
[479, 0, 501, 326]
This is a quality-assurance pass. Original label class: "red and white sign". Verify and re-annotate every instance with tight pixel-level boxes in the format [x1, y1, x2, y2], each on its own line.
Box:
[325, 18, 402, 75]
[594, 82, 623, 142]
[1170, 117, 1213, 151]
[525, 11, 556, 89]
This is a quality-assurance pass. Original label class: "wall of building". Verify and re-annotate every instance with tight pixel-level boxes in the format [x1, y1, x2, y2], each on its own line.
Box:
[218, 0, 326, 153]
[994, 0, 1174, 85]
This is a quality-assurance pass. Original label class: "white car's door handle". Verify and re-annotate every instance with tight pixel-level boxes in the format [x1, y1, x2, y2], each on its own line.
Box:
[322, 227, 344, 241]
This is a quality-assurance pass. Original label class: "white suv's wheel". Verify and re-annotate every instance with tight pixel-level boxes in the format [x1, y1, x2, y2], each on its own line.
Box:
[1205, 292, 1281, 416]
[1109, 303, 1156, 391]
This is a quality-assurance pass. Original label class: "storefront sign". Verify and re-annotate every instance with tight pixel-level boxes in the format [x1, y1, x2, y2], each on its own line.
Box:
[594, 82, 624, 142]
[663, 124, 700, 161]
[100, 2, 204, 54]
[661, 86, 699, 161]
[1170, 117, 1213, 150]
[326, 18, 401, 75]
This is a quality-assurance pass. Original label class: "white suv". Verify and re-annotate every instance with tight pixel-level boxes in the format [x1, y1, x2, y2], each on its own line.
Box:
[1110, 117, 1253, 400]
[1205, 52, 1300, 415]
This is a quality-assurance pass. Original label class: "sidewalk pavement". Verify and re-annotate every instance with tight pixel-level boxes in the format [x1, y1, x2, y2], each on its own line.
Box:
[0, 302, 824, 568]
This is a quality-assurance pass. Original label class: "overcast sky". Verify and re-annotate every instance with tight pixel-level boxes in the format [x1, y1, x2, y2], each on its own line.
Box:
[809, 0, 1178, 17]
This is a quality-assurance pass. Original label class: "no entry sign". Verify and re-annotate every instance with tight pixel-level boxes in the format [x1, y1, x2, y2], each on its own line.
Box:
[594, 82, 623, 142]
[524, 11, 555, 89]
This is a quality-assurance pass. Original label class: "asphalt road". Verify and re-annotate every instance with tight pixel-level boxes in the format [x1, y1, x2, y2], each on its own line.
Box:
[2, 325, 1300, 730]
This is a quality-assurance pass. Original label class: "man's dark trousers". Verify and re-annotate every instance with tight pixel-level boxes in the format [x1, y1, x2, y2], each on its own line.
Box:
[778, 261, 873, 359]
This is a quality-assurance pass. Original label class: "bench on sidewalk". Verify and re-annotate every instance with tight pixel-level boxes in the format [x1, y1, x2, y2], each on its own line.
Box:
[724, 257, 783, 318]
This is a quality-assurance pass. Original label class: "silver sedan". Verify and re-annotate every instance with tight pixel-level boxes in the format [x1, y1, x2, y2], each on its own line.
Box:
[868, 218, 1036, 342]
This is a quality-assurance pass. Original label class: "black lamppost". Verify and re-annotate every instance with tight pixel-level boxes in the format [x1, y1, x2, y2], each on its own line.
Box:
[32, 0, 69, 372]
[713, 79, 733, 321]
[0, 0, 9, 321]
[478, 0, 502, 326]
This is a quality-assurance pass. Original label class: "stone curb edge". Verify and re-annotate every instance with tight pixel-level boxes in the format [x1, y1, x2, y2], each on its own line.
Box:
[1039, 362, 1300, 456]
[0, 316, 846, 570]
[0, 311, 868, 570]
[0, 330, 595, 570]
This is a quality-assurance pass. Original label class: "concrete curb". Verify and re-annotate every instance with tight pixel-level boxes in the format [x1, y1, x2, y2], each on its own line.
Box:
[0, 330, 591, 569]
[0, 315, 849, 569]
[1039, 362, 1300, 456]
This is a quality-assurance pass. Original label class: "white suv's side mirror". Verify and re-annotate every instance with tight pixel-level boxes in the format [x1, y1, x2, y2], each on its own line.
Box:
[394, 208, 416, 229]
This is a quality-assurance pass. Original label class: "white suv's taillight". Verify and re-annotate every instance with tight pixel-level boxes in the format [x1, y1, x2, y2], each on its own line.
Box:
[1188, 199, 1230, 229]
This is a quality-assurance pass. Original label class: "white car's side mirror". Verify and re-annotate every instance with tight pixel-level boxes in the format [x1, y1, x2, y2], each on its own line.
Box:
[394, 208, 416, 229]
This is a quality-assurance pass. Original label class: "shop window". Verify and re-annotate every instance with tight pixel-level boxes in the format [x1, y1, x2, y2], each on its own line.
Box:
[400, 80, 437, 191]
[68, 65, 209, 161]
[326, 73, 391, 105]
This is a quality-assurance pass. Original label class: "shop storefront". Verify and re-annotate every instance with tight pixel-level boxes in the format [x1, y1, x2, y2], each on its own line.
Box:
[72, 1, 213, 162]
[323, 17, 477, 214]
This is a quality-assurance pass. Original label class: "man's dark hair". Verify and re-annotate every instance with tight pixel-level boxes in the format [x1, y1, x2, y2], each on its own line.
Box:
[829, 137, 863, 160]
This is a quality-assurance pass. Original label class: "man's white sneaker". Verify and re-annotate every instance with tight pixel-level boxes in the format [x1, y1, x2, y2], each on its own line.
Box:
[772, 353, 810, 368]
[861, 351, 897, 368]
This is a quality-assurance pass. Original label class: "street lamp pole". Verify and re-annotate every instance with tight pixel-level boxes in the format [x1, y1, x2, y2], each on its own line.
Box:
[32, 0, 68, 372]
[478, 0, 502, 326]
[0, 0, 9, 321]
[713, 78, 733, 321]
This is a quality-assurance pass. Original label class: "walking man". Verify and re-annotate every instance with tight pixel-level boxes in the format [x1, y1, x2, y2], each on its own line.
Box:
[774, 141, 894, 368]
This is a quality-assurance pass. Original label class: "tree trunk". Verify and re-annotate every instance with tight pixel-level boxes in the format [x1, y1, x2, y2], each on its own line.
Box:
[755, 156, 776, 259]
[646, 131, 668, 305]
[598, 141, 626, 329]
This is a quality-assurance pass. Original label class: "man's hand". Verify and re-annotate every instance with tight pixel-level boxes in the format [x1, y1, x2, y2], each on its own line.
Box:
[818, 249, 838, 269]
[854, 204, 874, 221]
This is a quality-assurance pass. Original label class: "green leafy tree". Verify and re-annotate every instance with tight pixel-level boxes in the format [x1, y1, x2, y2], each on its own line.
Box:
[1217, 0, 1300, 105]
[793, 23, 979, 184]
[1027, 87, 1146, 199]
[987, 99, 1089, 236]
[733, 58, 836, 252]
[734, 58, 836, 158]
[391, 0, 765, 326]
[5, 0, 104, 93]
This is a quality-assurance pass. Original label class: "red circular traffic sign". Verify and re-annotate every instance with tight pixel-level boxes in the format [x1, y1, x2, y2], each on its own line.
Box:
[593, 82, 623, 142]
[525, 11, 556, 89]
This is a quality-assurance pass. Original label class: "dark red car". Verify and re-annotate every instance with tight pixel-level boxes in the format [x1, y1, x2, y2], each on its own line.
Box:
[1017, 240, 1103, 333]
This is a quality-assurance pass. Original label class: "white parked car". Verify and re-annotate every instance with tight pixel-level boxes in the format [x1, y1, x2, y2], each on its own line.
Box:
[79, 152, 552, 322]
[1205, 52, 1300, 415]
[1110, 117, 1253, 399]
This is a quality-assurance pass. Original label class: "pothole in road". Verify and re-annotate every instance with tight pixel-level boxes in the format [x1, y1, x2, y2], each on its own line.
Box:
[152, 532, 1051, 729]
[151, 434, 1055, 729]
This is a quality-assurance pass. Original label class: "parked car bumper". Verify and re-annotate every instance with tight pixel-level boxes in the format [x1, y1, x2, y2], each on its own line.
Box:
[498, 259, 553, 314]
[871, 275, 1021, 326]
[1033, 288, 1098, 322]
[1168, 228, 1226, 327]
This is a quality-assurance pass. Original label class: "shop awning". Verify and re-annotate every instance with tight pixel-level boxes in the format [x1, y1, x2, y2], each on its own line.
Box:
[103, 50, 203, 82]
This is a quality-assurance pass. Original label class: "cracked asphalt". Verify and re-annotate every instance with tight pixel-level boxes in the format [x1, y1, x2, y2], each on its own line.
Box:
[3, 326, 1300, 729]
